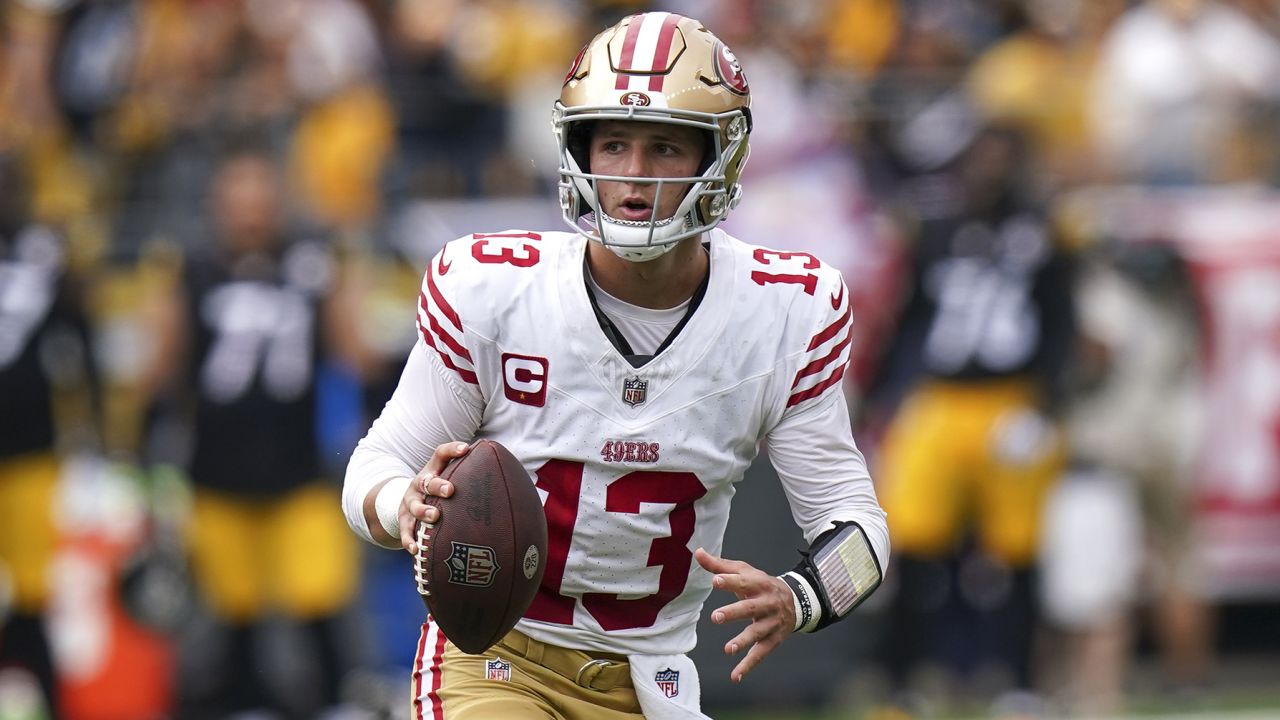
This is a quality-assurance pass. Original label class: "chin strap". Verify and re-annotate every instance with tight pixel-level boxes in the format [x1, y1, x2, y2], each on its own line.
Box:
[607, 243, 679, 263]
[577, 211, 691, 262]
[778, 521, 883, 633]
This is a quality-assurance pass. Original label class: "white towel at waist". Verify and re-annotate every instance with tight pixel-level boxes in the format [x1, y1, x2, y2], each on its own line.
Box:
[627, 653, 710, 719]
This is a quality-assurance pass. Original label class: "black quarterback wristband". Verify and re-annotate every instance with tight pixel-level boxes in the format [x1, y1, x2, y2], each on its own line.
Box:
[789, 521, 883, 632]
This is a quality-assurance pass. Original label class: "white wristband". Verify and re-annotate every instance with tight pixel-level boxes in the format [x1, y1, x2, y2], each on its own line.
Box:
[374, 476, 414, 541]
[781, 571, 823, 633]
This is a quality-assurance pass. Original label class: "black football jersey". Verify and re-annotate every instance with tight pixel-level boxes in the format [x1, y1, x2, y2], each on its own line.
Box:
[183, 241, 329, 495]
[888, 207, 1075, 386]
[0, 226, 93, 458]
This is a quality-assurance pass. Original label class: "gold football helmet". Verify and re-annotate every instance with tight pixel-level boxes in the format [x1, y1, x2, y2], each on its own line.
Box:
[554, 12, 752, 261]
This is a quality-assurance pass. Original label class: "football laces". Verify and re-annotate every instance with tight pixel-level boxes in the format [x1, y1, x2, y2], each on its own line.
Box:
[414, 520, 434, 597]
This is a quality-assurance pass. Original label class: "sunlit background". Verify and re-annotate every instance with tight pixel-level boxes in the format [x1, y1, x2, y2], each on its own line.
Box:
[2, 0, 1279, 718]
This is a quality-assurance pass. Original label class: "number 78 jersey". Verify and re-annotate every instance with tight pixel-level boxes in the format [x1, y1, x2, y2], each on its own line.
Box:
[405, 228, 879, 655]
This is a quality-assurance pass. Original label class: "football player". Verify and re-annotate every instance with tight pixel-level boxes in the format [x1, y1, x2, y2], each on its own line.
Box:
[140, 142, 365, 718]
[343, 13, 889, 719]
[866, 122, 1077, 703]
[0, 155, 98, 719]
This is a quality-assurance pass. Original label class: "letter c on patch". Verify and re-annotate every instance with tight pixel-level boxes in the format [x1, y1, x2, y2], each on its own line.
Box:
[501, 353, 549, 407]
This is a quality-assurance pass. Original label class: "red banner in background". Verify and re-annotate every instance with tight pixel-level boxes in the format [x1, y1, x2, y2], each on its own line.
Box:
[1081, 189, 1280, 599]
[1169, 195, 1280, 598]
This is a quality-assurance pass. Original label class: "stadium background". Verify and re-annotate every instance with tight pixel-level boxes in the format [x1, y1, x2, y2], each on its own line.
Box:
[3, 0, 1280, 718]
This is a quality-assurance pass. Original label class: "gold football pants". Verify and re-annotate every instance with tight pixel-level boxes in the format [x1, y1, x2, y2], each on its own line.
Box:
[876, 379, 1065, 567]
[187, 482, 358, 621]
[0, 452, 59, 612]
[413, 622, 643, 719]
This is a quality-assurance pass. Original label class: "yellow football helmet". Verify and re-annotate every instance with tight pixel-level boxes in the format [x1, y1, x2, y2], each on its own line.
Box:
[554, 12, 752, 261]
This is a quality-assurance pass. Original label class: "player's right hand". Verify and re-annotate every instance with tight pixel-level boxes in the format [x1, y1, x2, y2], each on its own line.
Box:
[696, 547, 796, 683]
[401, 441, 470, 553]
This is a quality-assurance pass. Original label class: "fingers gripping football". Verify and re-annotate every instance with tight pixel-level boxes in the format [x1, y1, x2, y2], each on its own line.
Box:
[410, 439, 549, 654]
[696, 547, 797, 683]
[401, 441, 470, 554]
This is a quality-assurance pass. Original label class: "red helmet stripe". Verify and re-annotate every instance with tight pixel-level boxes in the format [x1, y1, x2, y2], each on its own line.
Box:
[614, 16, 644, 90]
[647, 13, 683, 91]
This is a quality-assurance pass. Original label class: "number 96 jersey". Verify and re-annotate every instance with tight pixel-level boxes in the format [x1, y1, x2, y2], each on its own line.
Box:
[347, 228, 886, 656]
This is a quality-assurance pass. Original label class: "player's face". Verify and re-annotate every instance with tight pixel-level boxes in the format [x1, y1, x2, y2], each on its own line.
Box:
[589, 120, 706, 224]
[213, 154, 281, 253]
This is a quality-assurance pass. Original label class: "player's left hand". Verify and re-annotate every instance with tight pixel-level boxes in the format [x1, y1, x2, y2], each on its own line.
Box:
[695, 547, 797, 683]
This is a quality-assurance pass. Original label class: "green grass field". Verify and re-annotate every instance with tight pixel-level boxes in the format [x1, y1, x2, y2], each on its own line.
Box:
[711, 684, 1280, 719]
[716, 706, 1280, 720]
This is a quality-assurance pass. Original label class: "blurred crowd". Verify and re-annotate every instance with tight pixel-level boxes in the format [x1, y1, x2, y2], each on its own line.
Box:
[3, 0, 1280, 718]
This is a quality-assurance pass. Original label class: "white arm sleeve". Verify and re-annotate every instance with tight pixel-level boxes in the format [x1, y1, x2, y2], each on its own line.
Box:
[342, 341, 484, 545]
[766, 388, 889, 570]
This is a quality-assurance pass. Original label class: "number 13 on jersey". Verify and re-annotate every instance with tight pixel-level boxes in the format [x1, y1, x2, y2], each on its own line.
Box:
[525, 459, 706, 632]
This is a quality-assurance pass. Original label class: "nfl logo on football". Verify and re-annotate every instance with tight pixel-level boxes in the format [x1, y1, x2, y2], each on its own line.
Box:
[655, 668, 679, 698]
[446, 541, 499, 587]
[485, 657, 512, 682]
[622, 376, 648, 406]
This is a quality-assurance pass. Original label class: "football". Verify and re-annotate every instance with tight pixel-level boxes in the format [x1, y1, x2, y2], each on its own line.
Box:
[413, 439, 548, 654]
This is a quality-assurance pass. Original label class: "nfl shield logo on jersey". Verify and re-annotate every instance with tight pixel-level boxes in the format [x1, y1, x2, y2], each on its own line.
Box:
[485, 657, 512, 682]
[655, 668, 680, 698]
[622, 376, 648, 406]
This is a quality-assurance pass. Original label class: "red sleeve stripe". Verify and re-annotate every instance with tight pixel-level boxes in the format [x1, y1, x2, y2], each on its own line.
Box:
[791, 325, 853, 389]
[419, 292, 474, 362]
[417, 314, 479, 385]
[426, 264, 463, 333]
[786, 362, 847, 408]
[807, 303, 852, 351]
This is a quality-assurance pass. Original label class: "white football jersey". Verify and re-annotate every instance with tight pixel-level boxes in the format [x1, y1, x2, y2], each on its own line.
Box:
[345, 228, 887, 656]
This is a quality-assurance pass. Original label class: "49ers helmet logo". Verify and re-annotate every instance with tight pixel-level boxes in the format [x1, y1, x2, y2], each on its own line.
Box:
[564, 42, 589, 85]
[620, 92, 651, 107]
[714, 41, 748, 95]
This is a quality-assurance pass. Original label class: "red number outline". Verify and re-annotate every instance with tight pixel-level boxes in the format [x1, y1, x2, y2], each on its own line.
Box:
[524, 461, 707, 631]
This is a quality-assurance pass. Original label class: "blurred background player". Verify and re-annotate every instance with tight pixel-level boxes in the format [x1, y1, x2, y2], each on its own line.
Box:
[864, 118, 1077, 712]
[139, 141, 369, 720]
[0, 154, 98, 719]
[1040, 237, 1204, 716]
